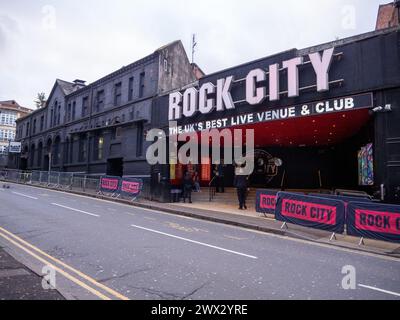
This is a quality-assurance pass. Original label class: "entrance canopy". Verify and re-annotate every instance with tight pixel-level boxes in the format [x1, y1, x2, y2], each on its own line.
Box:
[250, 108, 371, 147]
[197, 108, 371, 148]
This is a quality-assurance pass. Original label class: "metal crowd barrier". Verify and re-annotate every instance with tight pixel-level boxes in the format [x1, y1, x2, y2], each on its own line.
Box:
[0, 169, 150, 202]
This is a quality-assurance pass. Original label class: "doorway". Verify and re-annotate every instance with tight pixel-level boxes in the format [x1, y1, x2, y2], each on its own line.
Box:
[107, 158, 123, 177]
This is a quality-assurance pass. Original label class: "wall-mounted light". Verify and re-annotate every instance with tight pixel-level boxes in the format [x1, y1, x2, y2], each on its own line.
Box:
[372, 104, 392, 113]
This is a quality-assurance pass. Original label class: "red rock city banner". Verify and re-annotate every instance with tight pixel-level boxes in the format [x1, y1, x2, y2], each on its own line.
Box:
[100, 176, 121, 193]
[347, 202, 400, 243]
[256, 190, 279, 215]
[120, 178, 143, 198]
[275, 192, 346, 233]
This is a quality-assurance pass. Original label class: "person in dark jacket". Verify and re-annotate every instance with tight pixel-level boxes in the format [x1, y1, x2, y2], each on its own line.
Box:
[182, 171, 194, 203]
[233, 168, 249, 210]
[213, 160, 225, 193]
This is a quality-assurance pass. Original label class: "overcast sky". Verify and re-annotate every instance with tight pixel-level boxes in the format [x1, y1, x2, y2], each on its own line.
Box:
[0, 0, 387, 109]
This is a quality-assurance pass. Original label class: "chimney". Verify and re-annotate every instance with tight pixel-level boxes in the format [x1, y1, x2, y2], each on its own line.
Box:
[73, 79, 86, 89]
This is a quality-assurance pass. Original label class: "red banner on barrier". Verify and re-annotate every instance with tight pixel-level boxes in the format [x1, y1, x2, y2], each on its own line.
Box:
[347, 202, 400, 243]
[100, 177, 120, 192]
[275, 192, 346, 233]
[355, 209, 400, 236]
[281, 199, 337, 226]
[121, 181, 141, 194]
[260, 194, 276, 210]
[256, 190, 279, 215]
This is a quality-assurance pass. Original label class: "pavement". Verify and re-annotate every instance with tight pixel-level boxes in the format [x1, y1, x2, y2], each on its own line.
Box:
[0, 246, 64, 300]
[0, 182, 399, 300]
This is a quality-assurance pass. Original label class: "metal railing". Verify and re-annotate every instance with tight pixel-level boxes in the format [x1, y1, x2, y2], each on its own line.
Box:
[0, 168, 150, 201]
[209, 176, 218, 202]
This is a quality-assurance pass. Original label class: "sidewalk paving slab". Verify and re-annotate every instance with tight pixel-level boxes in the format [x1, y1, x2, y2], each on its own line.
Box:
[0, 247, 64, 300]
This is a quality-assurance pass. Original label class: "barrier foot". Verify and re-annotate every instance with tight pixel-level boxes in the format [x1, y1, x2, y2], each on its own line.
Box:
[329, 233, 337, 242]
[280, 222, 288, 230]
[358, 237, 365, 246]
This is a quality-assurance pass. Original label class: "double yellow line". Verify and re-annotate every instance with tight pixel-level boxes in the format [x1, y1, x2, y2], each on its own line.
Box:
[0, 226, 129, 300]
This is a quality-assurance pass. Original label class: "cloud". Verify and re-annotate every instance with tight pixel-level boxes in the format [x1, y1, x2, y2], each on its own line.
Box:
[0, 0, 386, 108]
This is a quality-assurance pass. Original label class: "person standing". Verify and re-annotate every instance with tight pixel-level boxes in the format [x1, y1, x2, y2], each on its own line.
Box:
[214, 160, 225, 193]
[193, 171, 201, 192]
[182, 171, 194, 203]
[234, 168, 249, 210]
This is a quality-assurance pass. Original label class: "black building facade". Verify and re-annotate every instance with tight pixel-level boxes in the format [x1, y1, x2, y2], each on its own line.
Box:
[16, 41, 196, 180]
[153, 27, 400, 204]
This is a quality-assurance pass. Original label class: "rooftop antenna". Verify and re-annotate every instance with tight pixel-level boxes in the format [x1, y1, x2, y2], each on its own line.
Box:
[191, 34, 197, 64]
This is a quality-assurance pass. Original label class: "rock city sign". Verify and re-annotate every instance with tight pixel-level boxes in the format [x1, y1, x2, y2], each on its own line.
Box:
[169, 48, 337, 121]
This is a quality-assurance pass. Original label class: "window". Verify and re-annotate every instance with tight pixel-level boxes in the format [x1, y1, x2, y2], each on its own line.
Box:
[37, 143, 42, 167]
[53, 138, 61, 165]
[139, 72, 145, 98]
[114, 82, 122, 106]
[58, 104, 61, 125]
[53, 101, 58, 126]
[32, 119, 37, 135]
[72, 101, 76, 121]
[164, 59, 168, 72]
[82, 96, 89, 117]
[64, 139, 69, 164]
[128, 77, 134, 101]
[30, 145, 35, 167]
[40, 116, 44, 131]
[69, 137, 75, 163]
[25, 122, 30, 137]
[93, 136, 104, 161]
[0, 129, 14, 140]
[67, 103, 71, 122]
[78, 135, 87, 162]
[95, 90, 105, 112]
[0, 112, 16, 126]
[136, 122, 143, 157]
[50, 109, 54, 127]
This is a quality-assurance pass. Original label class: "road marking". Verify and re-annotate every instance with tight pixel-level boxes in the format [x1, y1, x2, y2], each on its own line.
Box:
[12, 192, 38, 200]
[0, 226, 129, 300]
[224, 235, 248, 241]
[51, 203, 100, 218]
[358, 284, 400, 297]
[0, 230, 110, 300]
[5, 182, 400, 262]
[130, 224, 258, 259]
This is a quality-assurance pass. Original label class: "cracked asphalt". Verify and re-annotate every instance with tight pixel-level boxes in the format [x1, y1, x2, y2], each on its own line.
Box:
[0, 183, 399, 300]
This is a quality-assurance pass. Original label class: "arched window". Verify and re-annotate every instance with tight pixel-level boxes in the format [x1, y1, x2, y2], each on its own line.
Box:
[29, 144, 35, 167]
[64, 138, 69, 164]
[53, 136, 61, 165]
[37, 141, 43, 168]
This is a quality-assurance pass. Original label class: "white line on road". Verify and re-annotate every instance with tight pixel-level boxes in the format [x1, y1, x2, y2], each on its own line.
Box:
[130, 224, 258, 259]
[358, 284, 400, 297]
[12, 192, 38, 200]
[6, 182, 399, 263]
[51, 203, 100, 218]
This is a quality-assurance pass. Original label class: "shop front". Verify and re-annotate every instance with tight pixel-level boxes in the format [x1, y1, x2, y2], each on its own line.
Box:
[151, 27, 400, 203]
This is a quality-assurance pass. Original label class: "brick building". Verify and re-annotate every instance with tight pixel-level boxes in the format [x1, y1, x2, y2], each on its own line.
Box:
[0, 100, 31, 168]
[376, 1, 400, 30]
[16, 41, 197, 179]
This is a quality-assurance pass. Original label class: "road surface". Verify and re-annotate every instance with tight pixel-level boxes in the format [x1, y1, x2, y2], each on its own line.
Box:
[0, 183, 399, 300]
